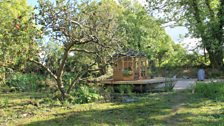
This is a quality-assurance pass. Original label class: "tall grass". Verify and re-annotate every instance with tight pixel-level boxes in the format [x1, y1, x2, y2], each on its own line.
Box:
[195, 82, 224, 100]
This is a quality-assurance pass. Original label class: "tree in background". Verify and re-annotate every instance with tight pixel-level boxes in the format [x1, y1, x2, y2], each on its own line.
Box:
[118, 0, 186, 67]
[147, 0, 224, 68]
[0, 0, 39, 84]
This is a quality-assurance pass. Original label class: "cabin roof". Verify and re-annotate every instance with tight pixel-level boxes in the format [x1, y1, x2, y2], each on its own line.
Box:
[113, 50, 147, 58]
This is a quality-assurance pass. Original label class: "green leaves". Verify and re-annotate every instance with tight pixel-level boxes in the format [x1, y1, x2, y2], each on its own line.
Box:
[0, 0, 39, 83]
[118, 0, 184, 67]
[147, 0, 224, 68]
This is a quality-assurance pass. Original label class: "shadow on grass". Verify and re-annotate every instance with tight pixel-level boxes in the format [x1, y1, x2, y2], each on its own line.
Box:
[9, 91, 224, 126]
[24, 93, 174, 126]
[164, 90, 224, 126]
[166, 112, 224, 126]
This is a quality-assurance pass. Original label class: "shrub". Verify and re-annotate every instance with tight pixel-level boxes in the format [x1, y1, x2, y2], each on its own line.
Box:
[6, 72, 46, 92]
[195, 82, 224, 100]
[116, 85, 134, 95]
[71, 85, 101, 104]
[45, 78, 57, 92]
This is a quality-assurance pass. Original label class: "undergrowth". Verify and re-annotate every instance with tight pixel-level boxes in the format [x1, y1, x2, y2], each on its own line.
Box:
[6, 72, 46, 92]
[195, 82, 224, 100]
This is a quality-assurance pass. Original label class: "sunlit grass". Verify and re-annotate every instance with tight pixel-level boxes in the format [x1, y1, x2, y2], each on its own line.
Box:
[1, 84, 224, 126]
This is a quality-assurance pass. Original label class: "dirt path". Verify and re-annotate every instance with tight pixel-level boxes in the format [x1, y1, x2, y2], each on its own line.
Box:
[166, 79, 196, 126]
[166, 91, 188, 126]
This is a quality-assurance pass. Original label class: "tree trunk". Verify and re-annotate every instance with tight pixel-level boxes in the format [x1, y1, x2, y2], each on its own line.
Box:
[56, 78, 67, 101]
[190, 0, 222, 68]
[207, 48, 223, 69]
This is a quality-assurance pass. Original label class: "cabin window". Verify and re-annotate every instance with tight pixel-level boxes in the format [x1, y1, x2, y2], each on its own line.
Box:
[124, 65, 132, 70]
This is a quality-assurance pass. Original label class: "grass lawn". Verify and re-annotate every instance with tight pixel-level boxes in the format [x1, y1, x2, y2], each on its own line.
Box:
[1, 89, 224, 126]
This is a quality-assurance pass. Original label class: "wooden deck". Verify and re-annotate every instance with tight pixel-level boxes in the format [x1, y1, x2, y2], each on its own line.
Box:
[103, 77, 174, 85]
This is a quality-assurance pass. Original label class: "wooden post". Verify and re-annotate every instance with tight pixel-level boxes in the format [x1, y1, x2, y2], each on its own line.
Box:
[131, 57, 134, 80]
[121, 57, 124, 80]
[122, 57, 124, 70]
[131, 57, 134, 70]
[144, 58, 147, 78]
[139, 58, 141, 79]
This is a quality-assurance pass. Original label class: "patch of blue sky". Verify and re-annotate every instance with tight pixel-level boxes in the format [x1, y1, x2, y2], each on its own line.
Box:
[27, 0, 37, 6]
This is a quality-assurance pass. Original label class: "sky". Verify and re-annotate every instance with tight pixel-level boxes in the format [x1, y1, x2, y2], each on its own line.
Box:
[27, 0, 196, 51]
[27, 0, 37, 6]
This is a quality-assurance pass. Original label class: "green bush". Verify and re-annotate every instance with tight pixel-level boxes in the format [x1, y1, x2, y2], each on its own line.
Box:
[6, 72, 46, 92]
[195, 82, 224, 100]
[116, 85, 134, 95]
[71, 85, 101, 104]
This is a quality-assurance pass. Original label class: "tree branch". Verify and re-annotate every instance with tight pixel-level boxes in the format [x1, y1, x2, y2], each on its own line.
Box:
[73, 36, 98, 45]
[70, 48, 96, 54]
[70, 20, 91, 28]
[56, 47, 70, 78]
[29, 59, 57, 80]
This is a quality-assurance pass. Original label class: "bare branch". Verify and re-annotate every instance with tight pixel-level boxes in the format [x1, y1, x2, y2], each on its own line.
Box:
[70, 48, 96, 54]
[70, 20, 91, 28]
[73, 36, 98, 45]
[56, 48, 70, 77]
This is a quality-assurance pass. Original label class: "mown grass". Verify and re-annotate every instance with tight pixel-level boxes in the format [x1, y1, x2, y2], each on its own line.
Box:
[1, 82, 224, 126]
[0, 92, 173, 126]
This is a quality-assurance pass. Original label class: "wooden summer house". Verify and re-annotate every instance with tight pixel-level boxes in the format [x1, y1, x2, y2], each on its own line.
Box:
[113, 50, 148, 81]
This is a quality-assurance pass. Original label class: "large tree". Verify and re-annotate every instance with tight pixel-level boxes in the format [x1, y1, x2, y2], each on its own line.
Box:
[33, 0, 124, 100]
[0, 0, 38, 84]
[147, 0, 224, 68]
